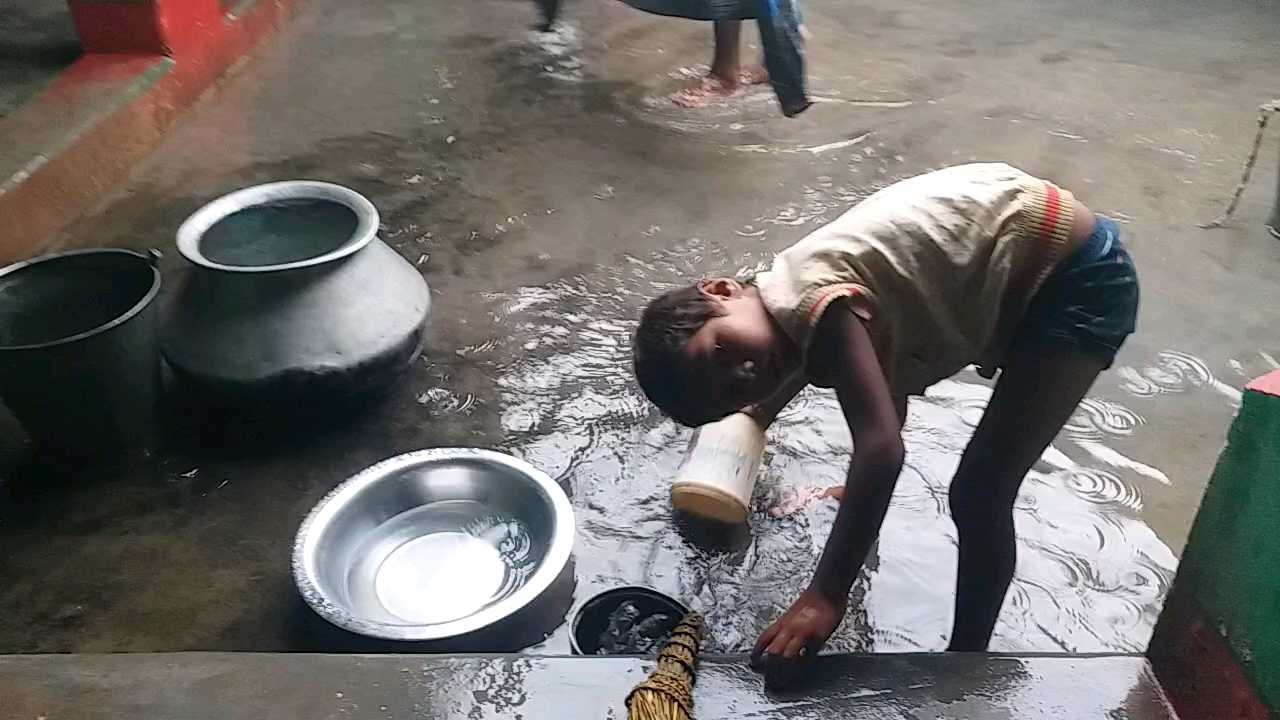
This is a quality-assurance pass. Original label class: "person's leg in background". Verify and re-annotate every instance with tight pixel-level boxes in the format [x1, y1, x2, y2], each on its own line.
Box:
[536, 0, 562, 31]
[672, 19, 767, 107]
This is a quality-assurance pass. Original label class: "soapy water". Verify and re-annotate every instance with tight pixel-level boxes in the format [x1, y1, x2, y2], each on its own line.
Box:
[1116, 350, 1242, 407]
[425, 235, 1240, 653]
[595, 601, 678, 655]
[469, 516, 536, 565]
[463, 515, 540, 606]
[349, 509, 538, 624]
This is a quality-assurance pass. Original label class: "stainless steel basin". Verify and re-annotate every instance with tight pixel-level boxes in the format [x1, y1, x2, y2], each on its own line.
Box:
[292, 449, 574, 641]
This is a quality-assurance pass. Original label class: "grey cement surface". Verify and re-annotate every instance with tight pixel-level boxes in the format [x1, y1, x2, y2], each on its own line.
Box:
[0, 652, 1176, 719]
[0, 0, 80, 120]
[0, 0, 1279, 658]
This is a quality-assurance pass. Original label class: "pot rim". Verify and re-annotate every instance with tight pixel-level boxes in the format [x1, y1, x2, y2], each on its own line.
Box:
[176, 180, 380, 273]
[0, 248, 161, 352]
[569, 586, 690, 654]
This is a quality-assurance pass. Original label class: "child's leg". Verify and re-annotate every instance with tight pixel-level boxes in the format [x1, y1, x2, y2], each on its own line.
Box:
[946, 348, 1105, 651]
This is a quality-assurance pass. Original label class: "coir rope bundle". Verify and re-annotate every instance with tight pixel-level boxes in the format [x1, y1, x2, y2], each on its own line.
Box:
[1201, 99, 1279, 230]
[625, 612, 704, 720]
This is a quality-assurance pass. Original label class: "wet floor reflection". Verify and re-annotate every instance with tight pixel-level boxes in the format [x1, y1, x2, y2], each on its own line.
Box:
[414, 236, 1209, 654]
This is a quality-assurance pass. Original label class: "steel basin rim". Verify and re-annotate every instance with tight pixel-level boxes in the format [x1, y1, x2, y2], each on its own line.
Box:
[176, 180, 380, 274]
[292, 448, 575, 641]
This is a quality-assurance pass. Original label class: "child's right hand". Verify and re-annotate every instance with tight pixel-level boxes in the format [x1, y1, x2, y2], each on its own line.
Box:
[750, 587, 846, 688]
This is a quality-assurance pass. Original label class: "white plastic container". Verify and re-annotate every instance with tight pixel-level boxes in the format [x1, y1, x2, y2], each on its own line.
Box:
[670, 413, 766, 524]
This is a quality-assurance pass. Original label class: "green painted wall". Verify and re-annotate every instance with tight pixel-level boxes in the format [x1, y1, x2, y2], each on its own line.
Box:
[1177, 377, 1280, 711]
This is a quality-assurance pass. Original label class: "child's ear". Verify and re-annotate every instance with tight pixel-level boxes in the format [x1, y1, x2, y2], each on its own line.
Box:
[697, 277, 744, 300]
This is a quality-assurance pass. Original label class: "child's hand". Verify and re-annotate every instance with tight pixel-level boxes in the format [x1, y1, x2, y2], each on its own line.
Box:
[766, 485, 843, 518]
[750, 587, 845, 688]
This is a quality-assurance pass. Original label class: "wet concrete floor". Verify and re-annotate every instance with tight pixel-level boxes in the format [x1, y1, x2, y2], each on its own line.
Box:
[0, 652, 1177, 719]
[1, 0, 1279, 656]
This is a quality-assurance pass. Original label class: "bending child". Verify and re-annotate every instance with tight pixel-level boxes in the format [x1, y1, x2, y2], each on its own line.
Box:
[632, 163, 1139, 675]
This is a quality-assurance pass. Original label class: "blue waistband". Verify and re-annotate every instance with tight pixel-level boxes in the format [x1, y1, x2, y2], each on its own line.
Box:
[1067, 215, 1118, 267]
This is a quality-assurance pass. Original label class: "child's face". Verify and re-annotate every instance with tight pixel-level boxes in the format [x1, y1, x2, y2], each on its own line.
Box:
[683, 278, 796, 417]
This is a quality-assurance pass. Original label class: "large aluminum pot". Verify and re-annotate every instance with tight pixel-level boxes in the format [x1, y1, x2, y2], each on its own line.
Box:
[161, 181, 430, 405]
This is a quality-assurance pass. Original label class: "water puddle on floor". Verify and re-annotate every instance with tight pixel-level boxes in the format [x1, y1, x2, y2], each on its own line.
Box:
[422, 235, 1232, 654]
[526, 21, 584, 83]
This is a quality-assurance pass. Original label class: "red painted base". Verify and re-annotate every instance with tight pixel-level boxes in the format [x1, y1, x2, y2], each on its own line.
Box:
[69, 0, 224, 56]
[0, 0, 297, 262]
[1148, 586, 1269, 720]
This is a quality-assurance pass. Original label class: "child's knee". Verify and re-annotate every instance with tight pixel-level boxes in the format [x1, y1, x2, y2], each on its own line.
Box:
[948, 481, 977, 526]
[948, 479, 1013, 530]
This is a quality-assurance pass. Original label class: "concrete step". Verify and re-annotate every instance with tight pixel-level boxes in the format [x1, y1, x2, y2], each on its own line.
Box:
[0, 652, 1178, 719]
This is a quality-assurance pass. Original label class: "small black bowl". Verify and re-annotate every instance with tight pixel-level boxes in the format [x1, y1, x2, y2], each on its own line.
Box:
[571, 586, 689, 655]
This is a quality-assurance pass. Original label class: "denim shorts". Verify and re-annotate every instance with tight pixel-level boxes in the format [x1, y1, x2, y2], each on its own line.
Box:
[1013, 215, 1139, 366]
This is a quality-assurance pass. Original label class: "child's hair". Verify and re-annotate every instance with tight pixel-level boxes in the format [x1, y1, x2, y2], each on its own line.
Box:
[633, 284, 724, 427]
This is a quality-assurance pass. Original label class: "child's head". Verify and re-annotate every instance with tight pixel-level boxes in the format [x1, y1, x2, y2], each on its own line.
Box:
[633, 278, 797, 426]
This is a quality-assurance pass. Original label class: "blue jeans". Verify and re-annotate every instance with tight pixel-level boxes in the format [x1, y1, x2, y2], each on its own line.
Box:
[1014, 216, 1139, 366]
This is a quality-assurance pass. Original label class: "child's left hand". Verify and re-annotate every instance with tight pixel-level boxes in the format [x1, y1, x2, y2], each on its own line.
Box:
[767, 485, 844, 518]
[750, 587, 845, 687]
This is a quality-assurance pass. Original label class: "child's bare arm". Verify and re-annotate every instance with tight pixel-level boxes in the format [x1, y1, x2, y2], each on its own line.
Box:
[809, 304, 904, 600]
[752, 300, 904, 674]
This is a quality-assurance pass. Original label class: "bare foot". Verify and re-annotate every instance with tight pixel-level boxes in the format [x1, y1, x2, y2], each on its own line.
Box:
[671, 75, 741, 108]
[739, 64, 769, 85]
[671, 66, 770, 108]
